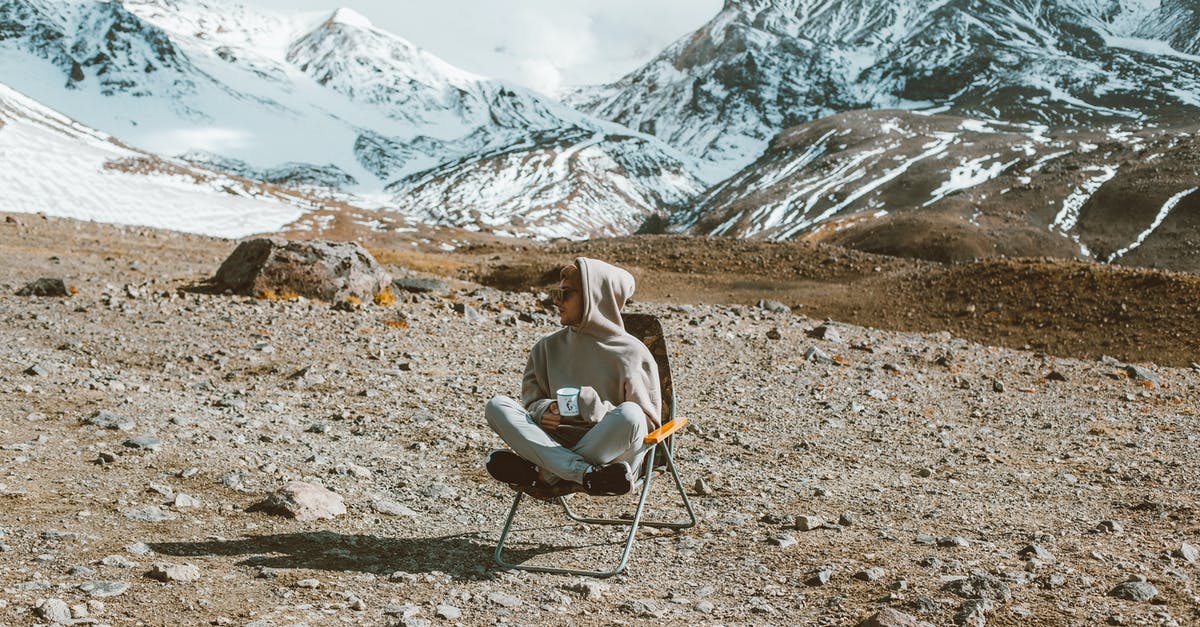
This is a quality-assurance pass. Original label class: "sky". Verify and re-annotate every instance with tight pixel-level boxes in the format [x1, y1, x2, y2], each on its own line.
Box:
[241, 0, 723, 97]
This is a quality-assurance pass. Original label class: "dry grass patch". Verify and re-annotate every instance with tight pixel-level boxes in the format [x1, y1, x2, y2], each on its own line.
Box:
[369, 248, 465, 277]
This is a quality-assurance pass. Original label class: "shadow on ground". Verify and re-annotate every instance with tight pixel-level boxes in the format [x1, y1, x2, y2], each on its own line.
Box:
[148, 530, 618, 580]
[149, 531, 523, 580]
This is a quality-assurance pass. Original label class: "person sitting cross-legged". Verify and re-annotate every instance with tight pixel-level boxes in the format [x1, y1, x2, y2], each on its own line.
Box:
[483, 257, 661, 498]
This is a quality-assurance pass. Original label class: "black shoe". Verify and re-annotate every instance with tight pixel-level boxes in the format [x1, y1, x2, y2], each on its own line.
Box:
[485, 450, 537, 487]
[583, 462, 632, 496]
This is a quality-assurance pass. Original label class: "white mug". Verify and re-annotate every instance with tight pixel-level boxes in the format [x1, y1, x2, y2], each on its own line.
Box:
[556, 387, 580, 417]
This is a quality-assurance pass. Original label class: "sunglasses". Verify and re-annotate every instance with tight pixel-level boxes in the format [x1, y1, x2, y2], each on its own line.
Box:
[547, 287, 577, 302]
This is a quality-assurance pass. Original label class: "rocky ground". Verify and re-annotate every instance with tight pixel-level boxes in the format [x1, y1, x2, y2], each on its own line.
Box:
[1, 212, 1198, 626]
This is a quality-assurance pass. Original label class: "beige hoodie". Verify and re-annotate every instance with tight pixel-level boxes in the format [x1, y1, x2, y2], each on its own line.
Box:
[521, 258, 662, 438]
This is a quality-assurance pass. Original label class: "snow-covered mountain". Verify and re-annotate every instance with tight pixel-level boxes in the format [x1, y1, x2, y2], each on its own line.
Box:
[0, 82, 322, 238]
[0, 0, 705, 239]
[674, 109, 1200, 271]
[567, 0, 1200, 180]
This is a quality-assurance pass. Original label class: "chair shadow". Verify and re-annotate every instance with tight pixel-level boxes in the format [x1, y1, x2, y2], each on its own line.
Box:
[148, 530, 622, 579]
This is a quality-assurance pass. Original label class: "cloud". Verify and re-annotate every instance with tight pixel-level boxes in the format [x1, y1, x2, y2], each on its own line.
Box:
[239, 0, 722, 94]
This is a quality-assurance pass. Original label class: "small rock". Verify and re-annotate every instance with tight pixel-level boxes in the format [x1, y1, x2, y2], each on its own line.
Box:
[487, 591, 522, 608]
[36, 598, 72, 624]
[1096, 520, 1124, 533]
[372, 499, 417, 517]
[854, 567, 886, 581]
[85, 409, 135, 431]
[992, 379, 1005, 393]
[858, 607, 921, 627]
[24, 364, 49, 377]
[807, 323, 842, 342]
[123, 435, 163, 452]
[565, 579, 607, 601]
[944, 570, 1011, 602]
[1173, 543, 1199, 563]
[938, 535, 970, 548]
[619, 598, 663, 618]
[839, 511, 858, 526]
[1019, 543, 1055, 562]
[694, 477, 714, 496]
[393, 277, 447, 294]
[294, 578, 321, 589]
[251, 481, 345, 521]
[806, 569, 832, 586]
[124, 506, 176, 522]
[695, 600, 715, 614]
[435, 605, 461, 619]
[805, 346, 835, 365]
[147, 562, 201, 583]
[955, 599, 994, 626]
[1109, 581, 1158, 602]
[173, 494, 200, 508]
[757, 299, 791, 315]
[766, 327, 782, 340]
[1046, 370, 1068, 382]
[79, 581, 130, 597]
[99, 555, 136, 568]
[17, 277, 70, 297]
[795, 515, 824, 531]
[769, 533, 797, 548]
[453, 302, 482, 322]
[1125, 365, 1160, 386]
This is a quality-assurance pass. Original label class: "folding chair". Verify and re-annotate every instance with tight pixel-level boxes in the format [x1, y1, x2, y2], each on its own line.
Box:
[493, 313, 697, 578]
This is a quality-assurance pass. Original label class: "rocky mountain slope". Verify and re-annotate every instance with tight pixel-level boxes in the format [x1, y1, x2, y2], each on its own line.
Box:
[668, 110, 1200, 271]
[1, 213, 1197, 626]
[0, 0, 704, 239]
[567, 0, 1200, 179]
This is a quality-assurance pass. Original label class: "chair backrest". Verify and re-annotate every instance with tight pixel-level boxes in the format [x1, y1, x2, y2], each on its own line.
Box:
[622, 313, 673, 425]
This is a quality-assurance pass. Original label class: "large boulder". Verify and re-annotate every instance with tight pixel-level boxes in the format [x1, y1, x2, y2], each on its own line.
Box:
[213, 238, 391, 302]
[251, 481, 346, 522]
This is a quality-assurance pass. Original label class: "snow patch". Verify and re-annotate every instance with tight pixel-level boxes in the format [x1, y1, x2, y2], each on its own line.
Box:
[1107, 187, 1198, 262]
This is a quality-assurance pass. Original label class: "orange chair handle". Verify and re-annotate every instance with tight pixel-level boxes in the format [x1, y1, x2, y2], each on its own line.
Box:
[643, 417, 688, 444]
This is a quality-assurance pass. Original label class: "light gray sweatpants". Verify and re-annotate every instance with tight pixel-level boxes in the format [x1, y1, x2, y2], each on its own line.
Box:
[484, 395, 648, 484]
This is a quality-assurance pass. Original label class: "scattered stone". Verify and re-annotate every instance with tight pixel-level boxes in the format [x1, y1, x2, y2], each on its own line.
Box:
[147, 562, 201, 583]
[694, 477, 714, 496]
[954, 599, 994, 626]
[372, 499, 418, 517]
[1046, 370, 1068, 382]
[173, 493, 200, 508]
[393, 277, 448, 294]
[619, 599, 663, 618]
[938, 535, 971, 548]
[795, 515, 824, 531]
[123, 435, 163, 452]
[17, 277, 70, 297]
[125, 542, 153, 555]
[805, 346, 835, 365]
[807, 323, 842, 342]
[1096, 520, 1124, 533]
[251, 481, 345, 521]
[1125, 365, 1160, 386]
[99, 555, 136, 568]
[85, 409, 135, 431]
[435, 605, 461, 620]
[858, 607, 921, 627]
[453, 302, 482, 322]
[943, 570, 1011, 602]
[23, 364, 48, 377]
[854, 567, 886, 581]
[769, 533, 797, 548]
[1018, 544, 1055, 562]
[1173, 543, 1199, 562]
[992, 379, 1005, 393]
[294, 578, 321, 589]
[766, 327, 782, 340]
[565, 579, 607, 601]
[757, 299, 791, 315]
[806, 569, 832, 586]
[1109, 580, 1158, 602]
[124, 506, 176, 522]
[36, 598, 72, 624]
[839, 511, 858, 526]
[487, 591, 522, 608]
[79, 581, 130, 597]
[212, 238, 392, 302]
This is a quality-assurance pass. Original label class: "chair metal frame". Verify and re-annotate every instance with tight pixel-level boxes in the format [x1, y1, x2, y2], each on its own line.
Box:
[493, 314, 697, 578]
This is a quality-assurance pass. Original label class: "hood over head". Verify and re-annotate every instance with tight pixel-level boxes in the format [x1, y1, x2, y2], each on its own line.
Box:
[572, 257, 634, 337]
